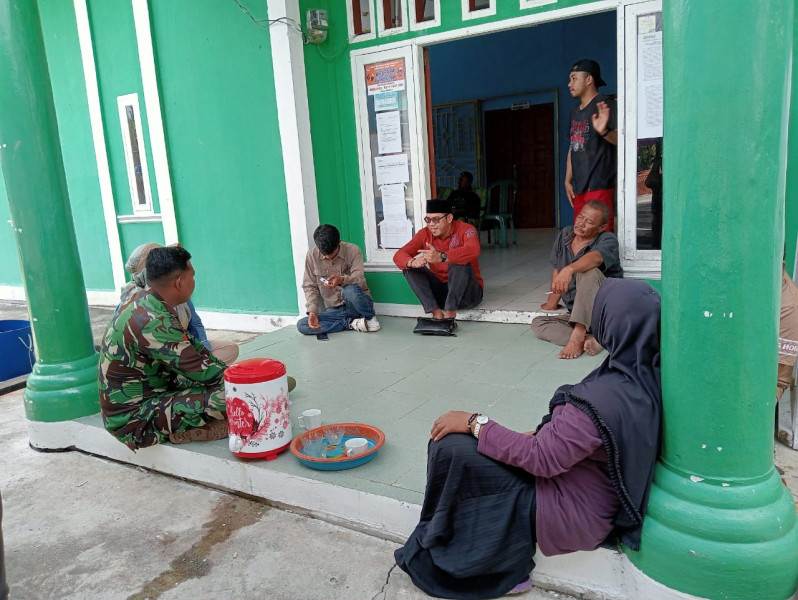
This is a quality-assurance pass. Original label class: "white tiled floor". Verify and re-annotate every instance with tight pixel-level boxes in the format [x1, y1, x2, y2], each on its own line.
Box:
[477, 228, 559, 312]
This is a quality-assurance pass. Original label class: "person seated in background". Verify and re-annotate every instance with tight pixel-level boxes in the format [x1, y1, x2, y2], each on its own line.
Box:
[448, 171, 482, 223]
[297, 224, 380, 336]
[395, 279, 662, 599]
[99, 246, 230, 449]
[531, 201, 622, 359]
[778, 262, 798, 403]
[776, 261, 798, 459]
[393, 199, 483, 324]
[120, 242, 239, 365]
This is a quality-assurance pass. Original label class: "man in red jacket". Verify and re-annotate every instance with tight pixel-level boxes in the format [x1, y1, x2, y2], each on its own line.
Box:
[393, 199, 483, 322]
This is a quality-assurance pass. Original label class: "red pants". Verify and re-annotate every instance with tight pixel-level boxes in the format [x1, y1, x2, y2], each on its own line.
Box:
[573, 189, 615, 232]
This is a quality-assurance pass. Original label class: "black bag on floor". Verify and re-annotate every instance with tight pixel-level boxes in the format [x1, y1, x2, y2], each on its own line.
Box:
[413, 317, 457, 336]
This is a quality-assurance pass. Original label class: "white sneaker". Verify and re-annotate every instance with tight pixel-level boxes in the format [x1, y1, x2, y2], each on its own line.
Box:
[350, 317, 380, 332]
[350, 318, 369, 332]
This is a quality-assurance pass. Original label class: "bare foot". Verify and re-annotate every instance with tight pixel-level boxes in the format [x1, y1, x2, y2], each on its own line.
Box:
[559, 324, 586, 359]
[584, 337, 604, 356]
[559, 339, 585, 359]
[431, 309, 445, 319]
[540, 301, 563, 311]
[443, 310, 457, 319]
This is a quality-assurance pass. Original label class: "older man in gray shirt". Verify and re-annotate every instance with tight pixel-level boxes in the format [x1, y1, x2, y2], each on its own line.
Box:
[532, 201, 622, 358]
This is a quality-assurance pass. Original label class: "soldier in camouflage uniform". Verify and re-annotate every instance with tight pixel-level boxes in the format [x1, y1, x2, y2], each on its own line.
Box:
[99, 246, 228, 450]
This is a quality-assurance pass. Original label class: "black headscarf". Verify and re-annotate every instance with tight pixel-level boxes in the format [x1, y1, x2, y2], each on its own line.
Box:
[538, 278, 662, 550]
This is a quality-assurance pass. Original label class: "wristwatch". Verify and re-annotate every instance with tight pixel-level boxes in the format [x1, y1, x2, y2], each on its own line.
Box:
[473, 414, 489, 439]
[440, 252, 448, 263]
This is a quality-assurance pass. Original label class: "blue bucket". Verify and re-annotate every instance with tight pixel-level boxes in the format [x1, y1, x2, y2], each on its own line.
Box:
[0, 320, 35, 381]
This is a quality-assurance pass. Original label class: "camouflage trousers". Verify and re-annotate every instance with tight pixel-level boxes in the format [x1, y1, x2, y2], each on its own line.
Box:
[102, 382, 226, 450]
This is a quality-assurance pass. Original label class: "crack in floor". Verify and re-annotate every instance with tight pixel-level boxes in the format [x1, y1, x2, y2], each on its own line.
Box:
[371, 562, 399, 600]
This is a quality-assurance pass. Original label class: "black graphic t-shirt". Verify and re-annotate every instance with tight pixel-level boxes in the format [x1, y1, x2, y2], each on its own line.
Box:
[569, 94, 618, 194]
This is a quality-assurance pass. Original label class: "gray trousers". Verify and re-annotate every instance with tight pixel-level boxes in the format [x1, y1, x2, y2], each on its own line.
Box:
[403, 264, 483, 313]
[531, 268, 606, 346]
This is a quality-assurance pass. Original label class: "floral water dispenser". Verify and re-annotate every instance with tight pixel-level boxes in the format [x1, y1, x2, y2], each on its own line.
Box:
[223, 358, 292, 460]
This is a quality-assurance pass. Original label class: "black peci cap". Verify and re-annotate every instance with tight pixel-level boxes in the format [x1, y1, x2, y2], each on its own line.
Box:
[426, 199, 452, 214]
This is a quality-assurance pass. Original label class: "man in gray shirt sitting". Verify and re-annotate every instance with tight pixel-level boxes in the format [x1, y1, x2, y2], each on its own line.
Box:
[532, 201, 622, 358]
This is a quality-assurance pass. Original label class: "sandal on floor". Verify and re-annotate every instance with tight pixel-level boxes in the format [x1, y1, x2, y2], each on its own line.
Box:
[169, 419, 228, 445]
[506, 576, 532, 595]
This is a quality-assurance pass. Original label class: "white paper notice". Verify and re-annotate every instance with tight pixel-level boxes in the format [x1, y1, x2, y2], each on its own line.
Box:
[376, 111, 402, 155]
[379, 218, 413, 248]
[380, 184, 407, 220]
[638, 30, 663, 139]
[374, 154, 410, 185]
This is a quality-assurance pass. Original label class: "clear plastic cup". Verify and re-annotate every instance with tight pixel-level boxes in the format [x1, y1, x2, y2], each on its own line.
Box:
[302, 430, 327, 458]
[324, 425, 346, 446]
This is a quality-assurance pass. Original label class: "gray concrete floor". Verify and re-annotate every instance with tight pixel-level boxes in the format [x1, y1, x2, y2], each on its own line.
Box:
[0, 387, 576, 600]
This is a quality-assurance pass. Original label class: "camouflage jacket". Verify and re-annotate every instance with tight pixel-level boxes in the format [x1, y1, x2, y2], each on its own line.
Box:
[98, 290, 226, 424]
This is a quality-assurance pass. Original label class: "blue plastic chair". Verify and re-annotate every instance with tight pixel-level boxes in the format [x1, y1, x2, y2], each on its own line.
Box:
[478, 179, 517, 247]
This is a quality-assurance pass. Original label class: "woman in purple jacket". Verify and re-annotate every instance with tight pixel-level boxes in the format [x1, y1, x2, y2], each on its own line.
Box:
[395, 278, 662, 599]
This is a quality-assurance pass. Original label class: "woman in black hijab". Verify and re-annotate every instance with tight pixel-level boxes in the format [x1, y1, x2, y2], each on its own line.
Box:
[395, 278, 662, 599]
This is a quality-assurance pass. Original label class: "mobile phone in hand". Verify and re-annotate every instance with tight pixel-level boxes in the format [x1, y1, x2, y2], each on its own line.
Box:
[320, 277, 330, 285]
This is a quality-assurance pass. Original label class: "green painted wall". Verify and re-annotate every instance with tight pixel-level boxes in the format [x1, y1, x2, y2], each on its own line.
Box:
[302, 0, 362, 242]
[0, 0, 115, 292]
[0, 0, 297, 314]
[149, 0, 296, 314]
[118, 223, 164, 258]
[0, 171, 21, 286]
[87, 0, 160, 220]
[39, 0, 114, 291]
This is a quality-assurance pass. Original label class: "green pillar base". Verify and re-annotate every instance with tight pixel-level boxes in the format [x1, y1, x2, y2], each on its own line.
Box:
[627, 463, 798, 600]
[23, 354, 100, 422]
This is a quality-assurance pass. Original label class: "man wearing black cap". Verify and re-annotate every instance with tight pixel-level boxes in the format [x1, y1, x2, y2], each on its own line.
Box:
[565, 58, 617, 231]
[393, 199, 483, 322]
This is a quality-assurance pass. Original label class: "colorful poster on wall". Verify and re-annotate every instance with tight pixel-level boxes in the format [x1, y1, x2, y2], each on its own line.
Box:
[365, 58, 406, 95]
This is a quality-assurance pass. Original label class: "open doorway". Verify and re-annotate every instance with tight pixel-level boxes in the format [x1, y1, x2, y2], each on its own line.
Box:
[426, 11, 617, 312]
[484, 102, 555, 228]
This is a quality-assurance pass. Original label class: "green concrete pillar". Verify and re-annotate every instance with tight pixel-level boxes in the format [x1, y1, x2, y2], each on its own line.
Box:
[0, 1, 98, 423]
[626, 2, 798, 599]
[787, 15, 798, 277]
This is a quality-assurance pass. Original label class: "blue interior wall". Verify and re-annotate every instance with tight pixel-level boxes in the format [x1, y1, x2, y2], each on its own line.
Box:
[428, 11, 617, 225]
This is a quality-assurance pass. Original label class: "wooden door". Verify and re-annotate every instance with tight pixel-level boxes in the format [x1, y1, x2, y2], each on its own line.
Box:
[484, 103, 555, 228]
